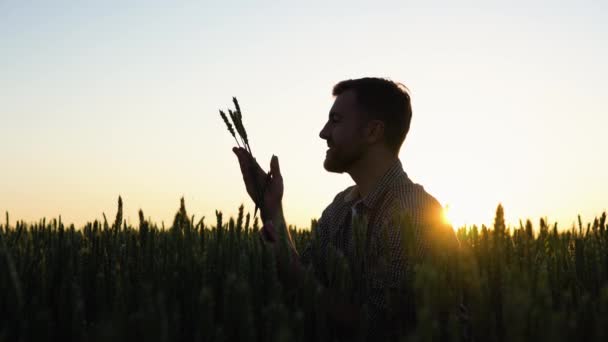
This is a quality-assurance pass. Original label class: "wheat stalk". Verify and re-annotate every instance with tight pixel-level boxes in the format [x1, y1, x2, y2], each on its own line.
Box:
[219, 97, 271, 219]
[219, 110, 241, 148]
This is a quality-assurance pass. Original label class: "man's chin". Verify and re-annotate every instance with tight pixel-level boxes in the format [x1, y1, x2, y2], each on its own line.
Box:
[323, 159, 346, 174]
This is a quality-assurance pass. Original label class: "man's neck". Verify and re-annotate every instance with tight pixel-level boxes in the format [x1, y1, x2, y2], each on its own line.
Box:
[348, 149, 398, 200]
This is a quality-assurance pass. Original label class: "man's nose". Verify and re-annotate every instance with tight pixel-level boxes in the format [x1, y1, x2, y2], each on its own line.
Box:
[319, 122, 329, 140]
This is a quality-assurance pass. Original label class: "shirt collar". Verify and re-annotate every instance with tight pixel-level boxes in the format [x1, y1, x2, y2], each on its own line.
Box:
[343, 158, 408, 209]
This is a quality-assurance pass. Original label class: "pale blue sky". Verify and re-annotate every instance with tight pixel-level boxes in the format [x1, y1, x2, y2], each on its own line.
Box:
[1, 0, 606, 230]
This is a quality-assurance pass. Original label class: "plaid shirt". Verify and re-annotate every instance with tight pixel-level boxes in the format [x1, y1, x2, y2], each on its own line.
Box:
[299, 158, 462, 339]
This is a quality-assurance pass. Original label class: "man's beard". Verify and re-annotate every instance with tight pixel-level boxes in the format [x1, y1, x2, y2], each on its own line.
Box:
[323, 142, 366, 174]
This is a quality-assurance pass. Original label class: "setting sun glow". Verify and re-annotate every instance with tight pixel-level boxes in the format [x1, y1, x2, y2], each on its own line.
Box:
[442, 205, 453, 228]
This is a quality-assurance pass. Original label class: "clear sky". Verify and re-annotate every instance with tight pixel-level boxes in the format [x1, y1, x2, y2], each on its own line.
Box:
[1, 0, 606, 231]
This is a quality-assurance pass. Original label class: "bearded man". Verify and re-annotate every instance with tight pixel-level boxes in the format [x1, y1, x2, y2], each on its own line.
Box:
[233, 77, 465, 341]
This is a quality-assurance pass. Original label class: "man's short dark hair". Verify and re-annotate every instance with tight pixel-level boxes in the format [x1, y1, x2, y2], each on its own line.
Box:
[333, 77, 412, 155]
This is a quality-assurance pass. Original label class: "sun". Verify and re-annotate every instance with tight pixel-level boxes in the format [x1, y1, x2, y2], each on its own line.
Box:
[441, 203, 478, 230]
[442, 204, 454, 228]
[440, 201, 495, 230]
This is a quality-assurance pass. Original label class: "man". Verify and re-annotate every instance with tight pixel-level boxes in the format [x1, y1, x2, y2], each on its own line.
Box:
[233, 77, 461, 340]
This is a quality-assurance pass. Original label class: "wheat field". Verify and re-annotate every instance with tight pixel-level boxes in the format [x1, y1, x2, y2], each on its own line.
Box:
[1, 198, 607, 341]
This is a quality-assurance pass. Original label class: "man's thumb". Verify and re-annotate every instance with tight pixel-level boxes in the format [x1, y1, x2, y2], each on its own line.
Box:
[270, 155, 281, 178]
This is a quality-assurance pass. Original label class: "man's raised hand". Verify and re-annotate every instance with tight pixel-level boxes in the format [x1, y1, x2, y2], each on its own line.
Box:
[232, 147, 283, 222]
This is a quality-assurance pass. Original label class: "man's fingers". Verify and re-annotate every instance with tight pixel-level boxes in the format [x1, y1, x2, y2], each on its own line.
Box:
[234, 147, 277, 206]
[270, 155, 281, 179]
[233, 148, 255, 194]
[234, 147, 263, 174]
[233, 148, 250, 178]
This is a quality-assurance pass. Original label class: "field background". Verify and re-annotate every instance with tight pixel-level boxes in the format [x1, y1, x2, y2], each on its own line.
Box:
[1, 199, 607, 341]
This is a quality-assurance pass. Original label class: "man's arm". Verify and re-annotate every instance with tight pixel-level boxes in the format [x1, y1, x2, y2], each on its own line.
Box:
[261, 205, 307, 290]
[262, 205, 297, 253]
[262, 202, 364, 335]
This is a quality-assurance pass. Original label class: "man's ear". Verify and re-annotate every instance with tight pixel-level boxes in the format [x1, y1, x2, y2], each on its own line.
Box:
[366, 120, 385, 144]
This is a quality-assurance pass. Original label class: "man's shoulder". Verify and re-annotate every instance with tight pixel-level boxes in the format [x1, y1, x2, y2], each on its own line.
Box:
[386, 179, 459, 251]
[390, 179, 443, 212]
[383, 179, 445, 229]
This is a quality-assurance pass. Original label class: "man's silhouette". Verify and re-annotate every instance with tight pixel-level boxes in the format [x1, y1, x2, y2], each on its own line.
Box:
[233, 77, 461, 340]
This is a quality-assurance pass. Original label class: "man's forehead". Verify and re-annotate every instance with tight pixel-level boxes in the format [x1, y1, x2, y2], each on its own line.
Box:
[330, 90, 359, 117]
